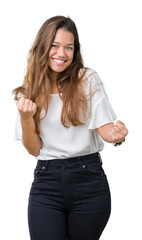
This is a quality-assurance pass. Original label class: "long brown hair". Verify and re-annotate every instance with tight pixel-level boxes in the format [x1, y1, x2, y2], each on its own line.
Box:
[13, 16, 90, 134]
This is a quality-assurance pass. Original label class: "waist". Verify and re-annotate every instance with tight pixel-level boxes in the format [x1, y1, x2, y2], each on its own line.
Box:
[37, 152, 102, 168]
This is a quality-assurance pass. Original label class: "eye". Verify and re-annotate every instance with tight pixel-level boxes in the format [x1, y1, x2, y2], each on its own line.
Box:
[66, 47, 73, 50]
[52, 44, 58, 48]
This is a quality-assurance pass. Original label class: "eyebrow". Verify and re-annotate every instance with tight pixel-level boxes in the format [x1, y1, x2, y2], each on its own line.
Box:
[53, 41, 74, 46]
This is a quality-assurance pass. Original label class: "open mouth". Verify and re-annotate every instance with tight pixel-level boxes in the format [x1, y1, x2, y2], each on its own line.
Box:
[52, 58, 67, 65]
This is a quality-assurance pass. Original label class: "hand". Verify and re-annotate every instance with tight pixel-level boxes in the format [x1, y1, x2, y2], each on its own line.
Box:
[109, 120, 128, 143]
[17, 97, 37, 120]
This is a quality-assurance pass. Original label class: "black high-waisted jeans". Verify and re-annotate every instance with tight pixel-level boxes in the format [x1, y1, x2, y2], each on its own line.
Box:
[28, 152, 111, 240]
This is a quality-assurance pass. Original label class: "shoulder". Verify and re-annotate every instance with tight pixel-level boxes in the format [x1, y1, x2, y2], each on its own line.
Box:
[79, 68, 103, 89]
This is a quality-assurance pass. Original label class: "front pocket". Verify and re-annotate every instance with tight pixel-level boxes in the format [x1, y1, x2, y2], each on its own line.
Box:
[81, 162, 105, 176]
[34, 165, 46, 176]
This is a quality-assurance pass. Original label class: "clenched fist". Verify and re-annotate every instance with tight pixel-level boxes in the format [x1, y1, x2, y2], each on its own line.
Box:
[109, 120, 128, 144]
[17, 97, 37, 120]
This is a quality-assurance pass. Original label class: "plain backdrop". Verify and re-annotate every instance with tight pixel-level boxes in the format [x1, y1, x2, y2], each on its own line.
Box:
[0, 0, 142, 239]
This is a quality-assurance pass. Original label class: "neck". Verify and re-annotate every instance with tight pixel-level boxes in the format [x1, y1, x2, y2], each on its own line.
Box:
[49, 69, 58, 83]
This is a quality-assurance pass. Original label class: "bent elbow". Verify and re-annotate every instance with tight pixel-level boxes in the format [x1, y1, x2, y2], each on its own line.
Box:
[22, 138, 42, 157]
[28, 148, 41, 157]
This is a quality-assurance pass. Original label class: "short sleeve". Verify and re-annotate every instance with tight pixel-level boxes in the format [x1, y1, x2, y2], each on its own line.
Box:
[14, 111, 22, 141]
[88, 70, 117, 130]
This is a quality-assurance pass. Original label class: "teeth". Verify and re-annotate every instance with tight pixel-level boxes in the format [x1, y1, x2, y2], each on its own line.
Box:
[53, 59, 65, 63]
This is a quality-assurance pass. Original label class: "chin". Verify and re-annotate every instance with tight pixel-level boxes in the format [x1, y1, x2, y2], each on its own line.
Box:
[52, 67, 66, 73]
[49, 64, 71, 73]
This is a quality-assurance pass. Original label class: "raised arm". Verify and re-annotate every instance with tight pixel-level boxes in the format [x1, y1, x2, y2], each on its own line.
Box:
[97, 120, 128, 144]
[17, 97, 42, 156]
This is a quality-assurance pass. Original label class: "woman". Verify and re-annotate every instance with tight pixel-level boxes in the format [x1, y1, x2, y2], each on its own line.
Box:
[13, 16, 128, 240]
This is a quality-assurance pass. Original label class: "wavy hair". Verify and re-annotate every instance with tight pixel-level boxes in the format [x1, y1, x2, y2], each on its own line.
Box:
[13, 16, 90, 134]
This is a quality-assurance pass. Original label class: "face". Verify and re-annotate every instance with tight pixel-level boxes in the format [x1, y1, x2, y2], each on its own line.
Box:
[48, 28, 74, 75]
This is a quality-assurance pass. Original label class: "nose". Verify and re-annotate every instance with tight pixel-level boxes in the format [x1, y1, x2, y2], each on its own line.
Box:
[57, 47, 66, 57]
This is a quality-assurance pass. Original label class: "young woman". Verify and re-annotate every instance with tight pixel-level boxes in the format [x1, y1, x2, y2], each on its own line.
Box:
[13, 16, 128, 240]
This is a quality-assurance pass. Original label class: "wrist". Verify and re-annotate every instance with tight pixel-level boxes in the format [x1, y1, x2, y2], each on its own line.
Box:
[20, 116, 34, 124]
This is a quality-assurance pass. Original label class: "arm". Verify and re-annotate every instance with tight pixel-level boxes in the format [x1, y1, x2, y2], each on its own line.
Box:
[97, 120, 128, 144]
[17, 97, 42, 156]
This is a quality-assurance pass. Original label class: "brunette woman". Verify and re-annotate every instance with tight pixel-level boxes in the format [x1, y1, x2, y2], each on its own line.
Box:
[13, 16, 128, 240]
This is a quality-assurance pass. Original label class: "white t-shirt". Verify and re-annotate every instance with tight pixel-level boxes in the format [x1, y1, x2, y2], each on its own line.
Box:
[14, 68, 117, 160]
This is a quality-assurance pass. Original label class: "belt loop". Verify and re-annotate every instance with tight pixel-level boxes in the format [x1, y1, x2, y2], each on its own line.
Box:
[79, 157, 83, 169]
[64, 159, 68, 167]
[98, 152, 102, 164]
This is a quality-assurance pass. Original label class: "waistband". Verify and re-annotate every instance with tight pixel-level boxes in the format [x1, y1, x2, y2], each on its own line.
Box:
[37, 152, 102, 167]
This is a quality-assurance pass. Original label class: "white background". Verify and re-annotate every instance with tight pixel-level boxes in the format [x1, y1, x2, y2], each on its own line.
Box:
[0, 0, 142, 239]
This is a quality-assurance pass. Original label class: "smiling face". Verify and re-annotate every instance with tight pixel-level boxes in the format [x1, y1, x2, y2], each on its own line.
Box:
[48, 28, 74, 75]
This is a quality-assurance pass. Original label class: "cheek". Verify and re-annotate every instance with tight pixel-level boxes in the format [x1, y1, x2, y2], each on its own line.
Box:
[49, 49, 56, 58]
[69, 52, 74, 62]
